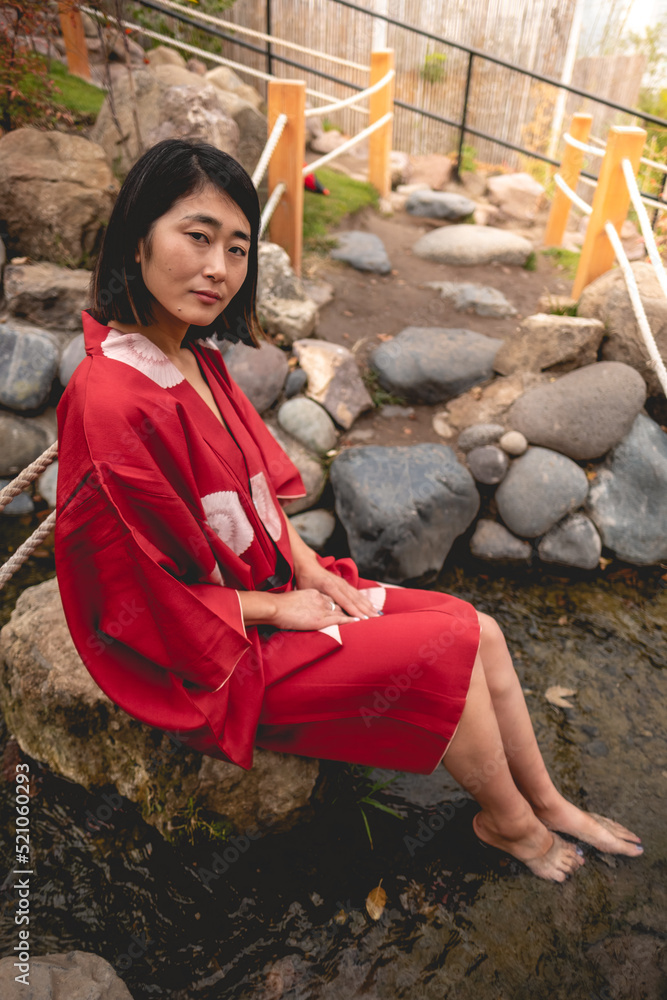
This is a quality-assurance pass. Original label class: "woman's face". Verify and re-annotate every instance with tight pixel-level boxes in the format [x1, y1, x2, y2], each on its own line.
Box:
[136, 183, 252, 332]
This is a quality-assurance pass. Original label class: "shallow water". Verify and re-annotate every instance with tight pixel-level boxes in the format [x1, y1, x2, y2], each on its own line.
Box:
[1, 519, 666, 998]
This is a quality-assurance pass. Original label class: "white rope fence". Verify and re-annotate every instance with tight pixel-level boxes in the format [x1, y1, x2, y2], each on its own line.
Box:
[251, 113, 287, 188]
[622, 158, 667, 307]
[604, 221, 667, 396]
[259, 181, 286, 238]
[553, 173, 592, 216]
[149, 0, 369, 74]
[303, 69, 394, 119]
[304, 111, 393, 176]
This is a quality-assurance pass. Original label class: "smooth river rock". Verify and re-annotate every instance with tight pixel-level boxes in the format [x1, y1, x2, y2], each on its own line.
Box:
[223, 340, 288, 413]
[289, 509, 336, 550]
[470, 519, 532, 563]
[58, 332, 86, 386]
[0, 411, 52, 476]
[508, 362, 647, 461]
[413, 225, 533, 266]
[267, 423, 326, 515]
[330, 444, 479, 583]
[587, 413, 667, 565]
[330, 231, 391, 274]
[495, 446, 589, 538]
[537, 513, 602, 570]
[372, 327, 501, 405]
[0, 578, 319, 839]
[457, 422, 504, 452]
[466, 445, 509, 485]
[0, 951, 134, 1000]
[425, 281, 516, 318]
[0, 320, 59, 411]
[278, 396, 338, 455]
[405, 190, 475, 220]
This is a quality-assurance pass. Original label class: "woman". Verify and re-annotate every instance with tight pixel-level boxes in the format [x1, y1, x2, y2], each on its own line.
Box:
[55, 139, 642, 881]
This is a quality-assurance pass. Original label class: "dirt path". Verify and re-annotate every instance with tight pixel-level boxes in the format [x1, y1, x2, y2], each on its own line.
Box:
[302, 204, 572, 448]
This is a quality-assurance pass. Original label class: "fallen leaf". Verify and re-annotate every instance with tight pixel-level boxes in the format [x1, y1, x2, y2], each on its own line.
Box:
[343, 310, 354, 317]
[545, 685, 577, 709]
[333, 908, 347, 925]
[403, 427, 412, 435]
[586, 469, 598, 481]
[599, 556, 612, 570]
[376, 333, 394, 342]
[366, 882, 386, 921]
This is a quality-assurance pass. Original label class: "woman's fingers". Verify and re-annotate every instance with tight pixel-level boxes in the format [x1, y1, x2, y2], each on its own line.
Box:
[320, 579, 378, 620]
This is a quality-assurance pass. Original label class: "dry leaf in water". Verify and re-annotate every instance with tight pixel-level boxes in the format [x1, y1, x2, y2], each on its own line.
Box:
[365, 882, 387, 921]
[545, 685, 577, 709]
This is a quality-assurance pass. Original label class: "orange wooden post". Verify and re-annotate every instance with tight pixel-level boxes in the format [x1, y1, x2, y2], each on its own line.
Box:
[572, 125, 646, 299]
[544, 113, 593, 247]
[368, 49, 394, 199]
[268, 79, 306, 276]
[57, 2, 91, 83]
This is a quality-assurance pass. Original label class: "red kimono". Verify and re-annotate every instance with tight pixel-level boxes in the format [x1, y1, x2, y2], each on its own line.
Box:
[55, 313, 479, 773]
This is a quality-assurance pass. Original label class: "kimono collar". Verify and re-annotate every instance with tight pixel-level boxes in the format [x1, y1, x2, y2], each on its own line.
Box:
[81, 311, 220, 389]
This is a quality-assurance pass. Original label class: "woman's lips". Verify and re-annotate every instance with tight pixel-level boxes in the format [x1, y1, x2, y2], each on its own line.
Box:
[193, 290, 220, 304]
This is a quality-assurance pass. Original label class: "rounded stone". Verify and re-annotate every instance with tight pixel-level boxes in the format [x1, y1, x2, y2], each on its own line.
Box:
[284, 367, 308, 398]
[289, 509, 336, 550]
[412, 225, 533, 267]
[0, 321, 59, 411]
[278, 396, 338, 455]
[0, 412, 51, 476]
[507, 361, 647, 460]
[224, 341, 288, 413]
[432, 412, 455, 439]
[470, 519, 531, 562]
[457, 422, 504, 453]
[467, 445, 509, 485]
[405, 190, 476, 220]
[537, 513, 602, 570]
[58, 333, 86, 386]
[330, 231, 391, 274]
[495, 446, 589, 538]
[499, 430, 528, 456]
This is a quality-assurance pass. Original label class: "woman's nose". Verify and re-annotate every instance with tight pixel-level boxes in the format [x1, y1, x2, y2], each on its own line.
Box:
[203, 245, 226, 281]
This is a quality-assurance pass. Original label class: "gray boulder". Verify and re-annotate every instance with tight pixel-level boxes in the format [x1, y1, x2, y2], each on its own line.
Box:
[330, 444, 479, 583]
[0, 128, 117, 264]
[289, 509, 336, 550]
[91, 69, 239, 175]
[3, 262, 90, 334]
[330, 231, 391, 274]
[59, 333, 86, 386]
[587, 413, 667, 565]
[486, 172, 544, 221]
[284, 367, 308, 398]
[495, 446, 589, 538]
[205, 65, 264, 110]
[537, 513, 602, 570]
[405, 190, 475, 219]
[278, 397, 338, 455]
[508, 362, 647, 460]
[470, 519, 531, 562]
[293, 339, 372, 429]
[0, 951, 134, 1000]
[467, 445, 509, 485]
[413, 225, 533, 266]
[457, 422, 504, 452]
[577, 262, 667, 396]
[372, 326, 500, 404]
[257, 242, 318, 343]
[0, 579, 319, 839]
[0, 479, 34, 517]
[0, 321, 59, 411]
[0, 412, 52, 476]
[493, 313, 604, 376]
[425, 280, 516, 318]
[223, 341, 288, 413]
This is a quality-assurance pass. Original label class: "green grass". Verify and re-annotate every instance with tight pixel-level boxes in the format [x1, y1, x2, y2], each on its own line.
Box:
[303, 167, 379, 253]
[48, 61, 105, 119]
[541, 246, 581, 279]
[362, 370, 407, 408]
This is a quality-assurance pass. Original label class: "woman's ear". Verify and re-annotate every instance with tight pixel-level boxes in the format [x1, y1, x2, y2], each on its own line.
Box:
[134, 239, 143, 265]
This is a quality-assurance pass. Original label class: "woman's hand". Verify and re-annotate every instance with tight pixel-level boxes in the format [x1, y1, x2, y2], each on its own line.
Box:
[238, 587, 360, 631]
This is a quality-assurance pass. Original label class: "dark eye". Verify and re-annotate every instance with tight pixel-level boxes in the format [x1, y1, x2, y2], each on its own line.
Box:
[188, 232, 209, 244]
[229, 246, 247, 257]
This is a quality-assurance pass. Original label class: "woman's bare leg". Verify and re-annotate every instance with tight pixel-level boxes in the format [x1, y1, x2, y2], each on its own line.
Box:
[444, 654, 584, 881]
[473, 612, 642, 857]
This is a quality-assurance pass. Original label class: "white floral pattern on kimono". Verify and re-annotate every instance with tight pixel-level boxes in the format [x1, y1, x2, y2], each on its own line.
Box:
[201, 491, 254, 556]
[250, 471, 283, 542]
[100, 329, 184, 388]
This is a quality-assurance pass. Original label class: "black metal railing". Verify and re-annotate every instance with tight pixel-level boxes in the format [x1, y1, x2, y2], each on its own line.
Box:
[131, 0, 667, 205]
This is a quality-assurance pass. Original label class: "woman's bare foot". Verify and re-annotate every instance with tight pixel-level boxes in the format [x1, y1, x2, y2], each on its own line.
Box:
[472, 811, 585, 882]
[533, 796, 643, 856]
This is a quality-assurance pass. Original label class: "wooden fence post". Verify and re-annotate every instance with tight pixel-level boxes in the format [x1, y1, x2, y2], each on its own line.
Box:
[57, 2, 91, 82]
[267, 79, 306, 276]
[543, 112, 592, 247]
[572, 125, 646, 299]
[369, 49, 394, 199]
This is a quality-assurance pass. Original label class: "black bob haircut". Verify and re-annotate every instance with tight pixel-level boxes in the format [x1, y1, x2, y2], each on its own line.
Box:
[90, 139, 263, 348]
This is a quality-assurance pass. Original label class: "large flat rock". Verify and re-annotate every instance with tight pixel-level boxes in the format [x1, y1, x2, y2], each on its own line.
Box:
[0, 579, 319, 839]
[372, 326, 501, 405]
[412, 225, 533, 266]
[508, 362, 646, 461]
[330, 443, 479, 583]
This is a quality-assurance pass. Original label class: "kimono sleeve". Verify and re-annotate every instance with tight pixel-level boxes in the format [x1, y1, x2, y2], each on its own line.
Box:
[57, 379, 251, 696]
